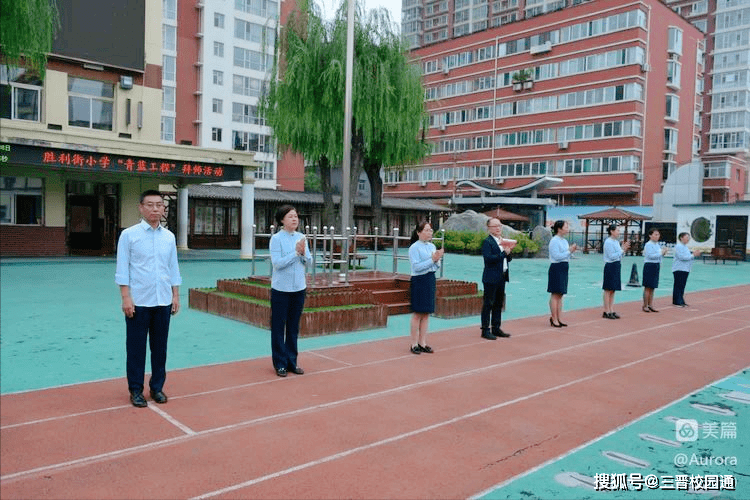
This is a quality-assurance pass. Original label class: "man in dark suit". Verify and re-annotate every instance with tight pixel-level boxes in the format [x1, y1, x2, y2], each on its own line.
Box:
[481, 218, 513, 340]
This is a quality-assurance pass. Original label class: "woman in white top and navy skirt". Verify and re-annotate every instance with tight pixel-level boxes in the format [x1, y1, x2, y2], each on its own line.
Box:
[602, 224, 630, 319]
[269, 205, 312, 377]
[642, 227, 667, 312]
[408, 221, 444, 355]
[547, 220, 577, 327]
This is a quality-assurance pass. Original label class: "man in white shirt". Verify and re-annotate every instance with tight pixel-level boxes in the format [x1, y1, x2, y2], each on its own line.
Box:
[115, 190, 182, 407]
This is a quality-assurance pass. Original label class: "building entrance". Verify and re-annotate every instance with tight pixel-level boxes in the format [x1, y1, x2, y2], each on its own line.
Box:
[715, 215, 748, 257]
[66, 182, 120, 255]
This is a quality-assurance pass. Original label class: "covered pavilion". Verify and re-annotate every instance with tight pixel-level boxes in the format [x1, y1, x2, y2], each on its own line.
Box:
[578, 206, 652, 254]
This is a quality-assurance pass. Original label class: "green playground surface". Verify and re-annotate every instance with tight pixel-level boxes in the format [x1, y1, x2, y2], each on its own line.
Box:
[1, 249, 748, 394]
[475, 369, 750, 500]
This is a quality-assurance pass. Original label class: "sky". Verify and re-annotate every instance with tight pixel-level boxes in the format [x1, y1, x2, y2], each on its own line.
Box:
[320, 0, 402, 26]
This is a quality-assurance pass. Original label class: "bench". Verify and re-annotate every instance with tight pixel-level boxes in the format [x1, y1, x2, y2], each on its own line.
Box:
[703, 247, 743, 264]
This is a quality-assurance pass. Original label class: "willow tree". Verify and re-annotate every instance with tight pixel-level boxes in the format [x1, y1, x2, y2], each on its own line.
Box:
[0, 0, 59, 77]
[261, 0, 429, 230]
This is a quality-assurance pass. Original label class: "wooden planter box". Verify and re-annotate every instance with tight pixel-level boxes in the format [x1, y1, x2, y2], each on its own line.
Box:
[434, 294, 483, 319]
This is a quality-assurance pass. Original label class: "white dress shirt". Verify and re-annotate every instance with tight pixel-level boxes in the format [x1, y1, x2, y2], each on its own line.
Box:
[115, 220, 182, 307]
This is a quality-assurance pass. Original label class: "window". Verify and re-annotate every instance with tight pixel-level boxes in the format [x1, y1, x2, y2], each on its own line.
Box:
[704, 162, 729, 178]
[668, 27, 683, 56]
[163, 0, 176, 20]
[161, 116, 175, 142]
[0, 66, 41, 121]
[68, 77, 114, 130]
[232, 130, 274, 153]
[213, 70, 224, 85]
[162, 24, 176, 51]
[233, 47, 272, 72]
[0, 176, 44, 225]
[193, 200, 240, 236]
[253, 161, 275, 180]
[232, 74, 266, 96]
[235, 19, 276, 46]
[214, 41, 224, 57]
[666, 94, 679, 121]
[162, 55, 176, 82]
[664, 128, 678, 152]
[212, 98, 223, 113]
[214, 12, 225, 28]
[235, 0, 278, 18]
[162, 86, 175, 112]
[667, 60, 681, 88]
[212, 127, 222, 142]
[232, 102, 264, 125]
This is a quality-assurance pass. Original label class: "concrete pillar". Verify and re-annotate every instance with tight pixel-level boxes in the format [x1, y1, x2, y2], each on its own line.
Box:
[240, 167, 256, 259]
[177, 186, 189, 250]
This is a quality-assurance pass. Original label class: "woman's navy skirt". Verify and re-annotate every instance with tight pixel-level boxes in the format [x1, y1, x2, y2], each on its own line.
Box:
[642, 262, 660, 289]
[602, 261, 622, 291]
[411, 272, 436, 313]
[547, 262, 569, 295]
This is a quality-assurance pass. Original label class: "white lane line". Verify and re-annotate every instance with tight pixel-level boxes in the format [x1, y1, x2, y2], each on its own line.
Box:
[148, 405, 196, 436]
[190, 324, 750, 500]
[305, 350, 354, 366]
[1, 405, 130, 430]
[2, 306, 746, 484]
[468, 369, 749, 499]
[3, 301, 746, 430]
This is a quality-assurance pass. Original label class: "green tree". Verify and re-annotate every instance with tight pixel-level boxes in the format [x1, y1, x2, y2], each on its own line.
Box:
[261, 0, 429, 230]
[0, 0, 59, 77]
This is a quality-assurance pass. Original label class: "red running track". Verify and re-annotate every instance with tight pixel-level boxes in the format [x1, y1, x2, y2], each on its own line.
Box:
[1, 285, 749, 499]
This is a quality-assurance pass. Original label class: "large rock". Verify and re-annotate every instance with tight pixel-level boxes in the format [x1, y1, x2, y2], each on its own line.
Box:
[531, 225, 552, 258]
[442, 210, 522, 238]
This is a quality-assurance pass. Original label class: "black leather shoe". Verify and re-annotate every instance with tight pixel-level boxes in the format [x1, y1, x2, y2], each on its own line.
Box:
[149, 390, 168, 404]
[410, 345, 422, 354]
[130, 391, 147, 408]
[493, 329, 511, 338]
[481, 330, 497, 340]
[611, 312, 621, 319]
[289, 366, 304, 375]
[418, 344, 434, 353]
[275, 367, 288, 377]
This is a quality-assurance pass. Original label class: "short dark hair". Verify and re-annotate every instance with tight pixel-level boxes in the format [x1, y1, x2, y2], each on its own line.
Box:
[678, 232, 689, 240]
[274, 204, 297, 226]
[607, 224, 618, 235]
[487, 217, 502, 227]
[551, 220, 566, 235]
[647, 227, 660, 236]
[139, 190, 163, 204]
[410, 220, 432, 244]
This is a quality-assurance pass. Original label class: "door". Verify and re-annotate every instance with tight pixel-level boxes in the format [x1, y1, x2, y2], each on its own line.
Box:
[715, 215, 748, 257]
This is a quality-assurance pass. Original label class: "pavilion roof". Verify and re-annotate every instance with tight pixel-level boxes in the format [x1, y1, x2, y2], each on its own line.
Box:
[577, 207, 652, 221]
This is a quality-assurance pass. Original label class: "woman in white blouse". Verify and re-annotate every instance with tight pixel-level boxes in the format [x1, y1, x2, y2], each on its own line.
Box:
[547, 220, 577, 327]
[602, 224, 630, 319]
[641, 227, 668, 312]
[408, 221, 444, 354]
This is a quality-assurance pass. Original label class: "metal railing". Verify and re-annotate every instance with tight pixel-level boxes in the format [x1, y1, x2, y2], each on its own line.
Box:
[250, 225, 445, 284]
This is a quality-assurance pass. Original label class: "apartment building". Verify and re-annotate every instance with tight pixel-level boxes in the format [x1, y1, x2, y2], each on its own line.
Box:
[388, 0, 705, 208]
[165, 0, 306, 191]
[0, 0, 257, 256]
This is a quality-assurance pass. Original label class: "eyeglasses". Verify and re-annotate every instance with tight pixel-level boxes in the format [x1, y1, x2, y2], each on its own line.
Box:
[488, 224, 502, 228]
[142, 203, 165, 209]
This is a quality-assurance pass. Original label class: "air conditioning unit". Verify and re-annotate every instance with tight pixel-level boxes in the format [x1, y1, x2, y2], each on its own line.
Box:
[529, 41, 552, 55]
[442, 66, 450, 75]
[640, 63, 651, 72]
[495, 178, 505, 184]
[439, 124, 446, 132]
[635, 172, 643, 180]
[440, 178, 448, 186]
[558, 141, 569, 149]
[420, 180, 427, 186]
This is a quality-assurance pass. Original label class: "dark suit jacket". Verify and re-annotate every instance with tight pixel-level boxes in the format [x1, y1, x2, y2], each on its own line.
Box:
[481, 235, 512, 284]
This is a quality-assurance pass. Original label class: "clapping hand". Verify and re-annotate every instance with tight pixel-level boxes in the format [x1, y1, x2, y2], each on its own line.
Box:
[622, 240, 631, 251]
[433, 247, 445, 262]
[570, 243, 578, 253]
[296, 237, 306, 256]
